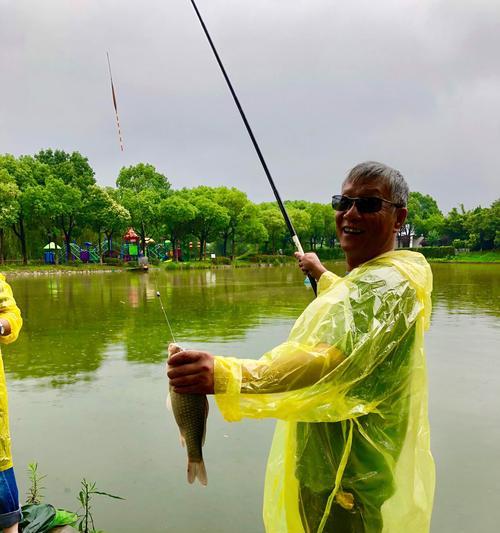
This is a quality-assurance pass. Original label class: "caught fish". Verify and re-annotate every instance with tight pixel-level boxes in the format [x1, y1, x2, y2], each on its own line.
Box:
[167, 343, 209, 486]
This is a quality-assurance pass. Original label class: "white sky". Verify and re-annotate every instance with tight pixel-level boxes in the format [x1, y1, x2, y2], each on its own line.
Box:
[1, 0, 499, 212]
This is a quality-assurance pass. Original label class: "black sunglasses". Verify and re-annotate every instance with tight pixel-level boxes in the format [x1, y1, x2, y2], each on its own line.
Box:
[331, 195, 405, 213]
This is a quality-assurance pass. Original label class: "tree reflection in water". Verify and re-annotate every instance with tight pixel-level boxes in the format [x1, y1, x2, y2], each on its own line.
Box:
[3, 262, 498, 386]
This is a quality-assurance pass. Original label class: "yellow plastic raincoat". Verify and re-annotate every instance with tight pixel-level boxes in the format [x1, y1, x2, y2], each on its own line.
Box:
[0, 273, 23, 472]
[214, 251, 435, 533]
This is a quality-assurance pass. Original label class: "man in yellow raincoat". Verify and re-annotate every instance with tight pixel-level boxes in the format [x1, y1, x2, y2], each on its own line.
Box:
[168, 161, 435, 532]
[0, 274, 23, 533]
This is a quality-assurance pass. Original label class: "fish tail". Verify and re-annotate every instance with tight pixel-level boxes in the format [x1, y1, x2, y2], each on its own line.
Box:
[187, 460, 208, 486]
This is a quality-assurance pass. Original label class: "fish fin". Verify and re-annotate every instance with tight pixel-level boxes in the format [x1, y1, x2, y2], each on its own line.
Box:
[187, 461, 208, 486]
[166, 393, 172, 412]
[179, 433, 186, 448]
[201, 397, 209, 446]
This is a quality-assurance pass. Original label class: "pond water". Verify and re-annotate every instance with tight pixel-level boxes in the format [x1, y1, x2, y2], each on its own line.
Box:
[3, 262, 499, 532]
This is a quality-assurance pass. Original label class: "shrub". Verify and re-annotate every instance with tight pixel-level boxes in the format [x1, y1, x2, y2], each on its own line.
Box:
[408, 246, 455, 258]
[246, 254, 294, 265]
[466, 234, 480, 251]
[211, 256, 232, 265]
[103, 257, 124, 266]
[315, 247, 345, 260]
[494, 231, 500, 249]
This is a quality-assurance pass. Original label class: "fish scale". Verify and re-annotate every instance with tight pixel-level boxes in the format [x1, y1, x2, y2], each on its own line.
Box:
[170, 390, 208, 463]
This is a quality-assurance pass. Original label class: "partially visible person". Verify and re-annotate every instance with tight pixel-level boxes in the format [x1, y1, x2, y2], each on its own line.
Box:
[0, 273, 23, 533]
[168, 161, 435, 532]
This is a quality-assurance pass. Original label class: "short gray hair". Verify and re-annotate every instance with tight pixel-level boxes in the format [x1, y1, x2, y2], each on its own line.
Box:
[343, 161, 409, 206]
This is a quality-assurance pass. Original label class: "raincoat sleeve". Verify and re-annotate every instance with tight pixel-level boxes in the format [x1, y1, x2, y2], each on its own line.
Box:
[214, 266, 423, 423]
[0, 275, 22, 345]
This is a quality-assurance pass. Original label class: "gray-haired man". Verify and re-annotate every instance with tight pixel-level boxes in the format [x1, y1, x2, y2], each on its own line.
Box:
[168, 161, 435, 532]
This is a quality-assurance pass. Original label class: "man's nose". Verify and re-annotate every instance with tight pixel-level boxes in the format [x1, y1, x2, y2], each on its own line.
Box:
[343, 202, 361, 219]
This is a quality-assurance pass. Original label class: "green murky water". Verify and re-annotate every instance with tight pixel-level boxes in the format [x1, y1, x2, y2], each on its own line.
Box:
[3, 263, 499, 532]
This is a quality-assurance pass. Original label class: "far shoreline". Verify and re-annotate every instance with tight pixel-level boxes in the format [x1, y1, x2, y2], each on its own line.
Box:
[2, 253, 498, 278]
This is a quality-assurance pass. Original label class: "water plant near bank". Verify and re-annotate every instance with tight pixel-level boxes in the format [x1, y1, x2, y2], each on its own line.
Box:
[19, 463, 124, 533]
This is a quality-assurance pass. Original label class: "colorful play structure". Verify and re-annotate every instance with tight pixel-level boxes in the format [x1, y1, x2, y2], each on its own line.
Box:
[43, 228, 171, 264]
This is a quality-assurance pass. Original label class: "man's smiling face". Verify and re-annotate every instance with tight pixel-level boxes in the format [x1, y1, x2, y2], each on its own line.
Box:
[335, 178, 407, 270]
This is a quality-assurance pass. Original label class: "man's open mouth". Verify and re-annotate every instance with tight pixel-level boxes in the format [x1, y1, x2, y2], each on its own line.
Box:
[343, 226, 363, 234]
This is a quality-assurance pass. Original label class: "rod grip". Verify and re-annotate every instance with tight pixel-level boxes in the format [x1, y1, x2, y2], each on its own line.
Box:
[292, 236, 318, 296]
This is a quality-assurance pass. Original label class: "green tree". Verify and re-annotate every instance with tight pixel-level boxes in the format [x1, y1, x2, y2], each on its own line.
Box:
[102, 203, 131, 259]
[116, 163, 171, 253]
[235, 204, 268, 253]
[258, 204, 286, 254]
[441, 205, 469, 245]
[35, 149, 95, 190]
[118, 188, 162, 255]
[158, 194, 198, 260]
[86, 186, 130, 262]
[20, 183, 59, 260]
[400, 192, 442, 246]
[464, 200, 500, 250]
[184, 188, 230, 260]
[0, 154, 51, 263]
[43, 177, 85, 260]
[288, 206, 311, 247]
[0, 170, 20, 263]
[32, 150, 96, 260]
[116, 163, 171, 195]
[303, 202, 335, 250]
[215, 187, 251, 257]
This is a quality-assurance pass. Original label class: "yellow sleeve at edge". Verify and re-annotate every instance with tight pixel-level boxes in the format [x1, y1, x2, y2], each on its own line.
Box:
[0, 275, 23, 345]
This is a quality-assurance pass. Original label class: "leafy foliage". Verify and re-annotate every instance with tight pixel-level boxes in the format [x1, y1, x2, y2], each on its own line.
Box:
[77, 479, 124, 533]
[25, 462, 46, 505]
[0, 151, 498, 262]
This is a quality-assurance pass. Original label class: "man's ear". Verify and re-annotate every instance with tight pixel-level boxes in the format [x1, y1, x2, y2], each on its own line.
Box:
[394, 207, 408, 233]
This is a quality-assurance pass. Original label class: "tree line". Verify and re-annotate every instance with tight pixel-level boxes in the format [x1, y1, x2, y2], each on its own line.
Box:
[0, 149, 498, 264]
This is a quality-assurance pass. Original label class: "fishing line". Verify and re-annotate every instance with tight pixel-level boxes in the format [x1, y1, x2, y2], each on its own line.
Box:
[154, 270, 177, 343]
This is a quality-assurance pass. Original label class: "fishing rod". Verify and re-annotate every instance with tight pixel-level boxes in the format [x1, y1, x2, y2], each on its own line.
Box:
[188, 0, 318, 295]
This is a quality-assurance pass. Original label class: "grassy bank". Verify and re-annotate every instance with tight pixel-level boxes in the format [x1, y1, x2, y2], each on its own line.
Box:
[429, 250, 500, 263]
[1, 249, 498, 277]
[0, 263, 127, 277]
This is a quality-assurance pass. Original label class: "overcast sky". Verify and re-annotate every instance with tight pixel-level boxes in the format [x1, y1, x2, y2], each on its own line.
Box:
[1, 0, 499, 213]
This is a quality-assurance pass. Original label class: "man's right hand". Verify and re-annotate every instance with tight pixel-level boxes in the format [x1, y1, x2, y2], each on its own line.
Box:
[294, 252, 327, 281]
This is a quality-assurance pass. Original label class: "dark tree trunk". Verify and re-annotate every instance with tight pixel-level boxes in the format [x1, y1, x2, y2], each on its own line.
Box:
[98, 230, 103, 264]
[61, 215, 75, 262]
[0, 228, 4, 264]
[222, 233, 228, 257]
[64, 232, 71, 261]
[12, 219, 28, 265]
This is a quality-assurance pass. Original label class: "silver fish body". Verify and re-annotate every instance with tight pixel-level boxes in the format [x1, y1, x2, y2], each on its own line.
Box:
[168, 345, 208, 485]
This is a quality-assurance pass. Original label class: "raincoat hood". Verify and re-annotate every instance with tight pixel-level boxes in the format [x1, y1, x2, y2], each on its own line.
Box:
[362, 250, 433, 328]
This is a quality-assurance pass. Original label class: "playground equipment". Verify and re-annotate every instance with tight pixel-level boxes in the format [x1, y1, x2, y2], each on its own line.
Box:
[42, 231, 171, 265]
[43, 242, 102, 264]
[69, 243, 99, 263]
[147, 241, 171, 261]
[89, 240, 120, 259]
[121, 228, 140, 262]
[43, 242, 62, 264]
